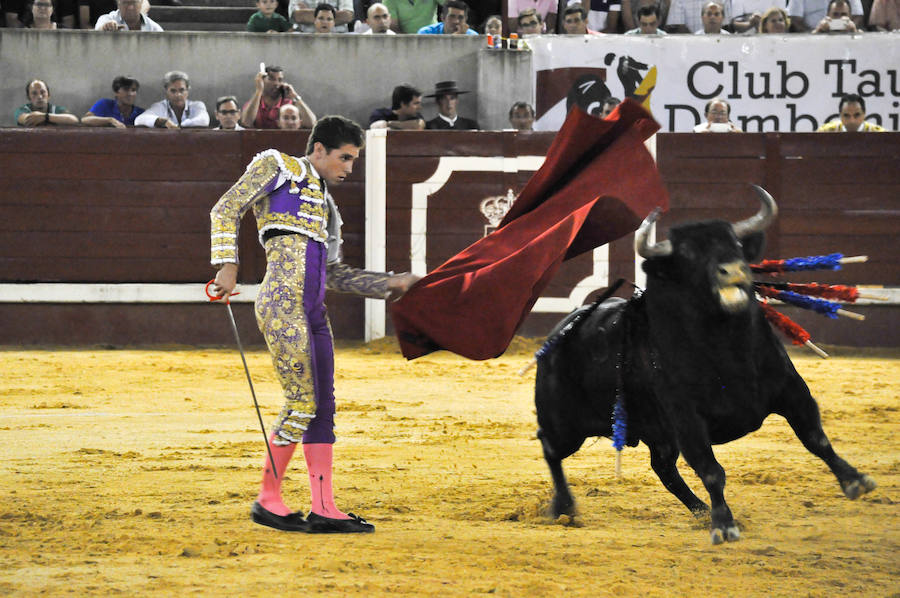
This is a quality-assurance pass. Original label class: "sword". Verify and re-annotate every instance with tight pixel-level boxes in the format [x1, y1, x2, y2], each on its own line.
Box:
[206, 280, 278, 479]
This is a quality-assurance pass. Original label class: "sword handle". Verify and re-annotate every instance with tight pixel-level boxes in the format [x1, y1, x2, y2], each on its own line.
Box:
[206, 279, 241, 304]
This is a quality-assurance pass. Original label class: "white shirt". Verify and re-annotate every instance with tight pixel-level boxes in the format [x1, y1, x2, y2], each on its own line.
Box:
[215, 123, 246, 130]
[135, 99, 210, 128]
[361, 27, 396, 34]
[788, 0, 863, 26]
[94, 10, 164, 31]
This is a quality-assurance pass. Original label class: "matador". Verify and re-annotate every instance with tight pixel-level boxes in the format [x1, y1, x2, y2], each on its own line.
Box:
[210, 115, 418, 533]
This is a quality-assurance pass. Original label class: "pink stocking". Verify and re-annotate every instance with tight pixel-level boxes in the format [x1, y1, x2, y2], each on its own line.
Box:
[256, 434, 297, 516]
[303, 443, 350, 519]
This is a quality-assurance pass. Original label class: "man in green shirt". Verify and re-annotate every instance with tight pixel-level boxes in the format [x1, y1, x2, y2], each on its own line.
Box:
[15, 80, 80, 127]
[383, 0, 445, 33]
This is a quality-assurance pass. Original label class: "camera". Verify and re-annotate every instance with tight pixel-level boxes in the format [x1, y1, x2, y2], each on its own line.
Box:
[829, 17, 847, 30]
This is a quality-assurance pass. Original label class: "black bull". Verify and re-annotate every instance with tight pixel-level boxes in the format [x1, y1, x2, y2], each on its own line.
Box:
[534, 187, 876, 544]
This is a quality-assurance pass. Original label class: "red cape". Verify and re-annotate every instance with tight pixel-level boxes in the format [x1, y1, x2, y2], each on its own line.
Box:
[391, 100, 669, 360]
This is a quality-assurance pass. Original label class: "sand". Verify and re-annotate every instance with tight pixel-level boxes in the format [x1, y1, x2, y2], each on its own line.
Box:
[0, 340, 897, 597]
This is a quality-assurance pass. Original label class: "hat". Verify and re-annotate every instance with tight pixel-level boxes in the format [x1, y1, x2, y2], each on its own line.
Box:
[425, 80, 470, 98]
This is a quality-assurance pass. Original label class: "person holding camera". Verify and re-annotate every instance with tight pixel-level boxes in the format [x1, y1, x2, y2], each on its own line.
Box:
[693, 97, 741, 133]
[811, 0, 859, 32]
[240, 65, 317, 129]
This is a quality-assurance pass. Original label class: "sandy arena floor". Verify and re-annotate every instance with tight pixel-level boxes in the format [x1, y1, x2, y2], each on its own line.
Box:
[0, 340, 897, 597]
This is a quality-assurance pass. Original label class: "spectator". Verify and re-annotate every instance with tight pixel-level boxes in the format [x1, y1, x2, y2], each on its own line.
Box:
[788, 0, 863, 31]
[241, 66, 317, 129]
[82, 75, 144, 128]
[79, 0, 117, 29]
[360, 2, 394, 32]
[214, 96, 245, 130]
[369, 84, 426, 130]
[624, 3, 667, 32]
[95, 0, 162, 29]
[14, 79, 80, 127]
[28, 0, 56, 28]
[425, 80, 478, 130]
[730, 0, 785, 32]
[134, 71, 209, 128]
[567, 0, 620, 33]
[812, 0, 860, 31]
[693, 97, 741, 132]
[311, 2, 336, 31]
[290, 0, 352, 31]
[247, 0, 291, 31]
[382, 0, 441, 33]
[817, 94, 886, 132]
[507, 0, 556, 34]
[517, 8, 544, 33]
[276, 104, 303, 129]
[696, 0, 729, 32]
[562, 4, 599, 33]
[484, 13, 502, 36]
[600, 96, 621, 117]
[758, 5, 789, 31]
[3, 0, 23, 27]
[868, 0, 900, 30]
[508, 101, 535, 130]
[666, 0, 728, 33]
[622, 0, 669, 31]
[418, 0, 476, 33]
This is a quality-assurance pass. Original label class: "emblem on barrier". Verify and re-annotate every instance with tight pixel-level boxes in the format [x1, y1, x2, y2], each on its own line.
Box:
[479, 189, 516, 237]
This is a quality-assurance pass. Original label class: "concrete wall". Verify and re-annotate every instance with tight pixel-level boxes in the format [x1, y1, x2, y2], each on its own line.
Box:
[0, 30, 533, 130]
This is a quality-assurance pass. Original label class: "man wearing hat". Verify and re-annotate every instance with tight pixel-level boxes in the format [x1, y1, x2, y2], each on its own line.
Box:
[425, 80, 479, 130]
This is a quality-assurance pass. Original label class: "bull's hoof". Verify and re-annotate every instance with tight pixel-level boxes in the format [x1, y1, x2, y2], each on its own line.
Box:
[710, 525, 741, 545]
[842, 475, 877, 500]
[550, 495, 576, 518]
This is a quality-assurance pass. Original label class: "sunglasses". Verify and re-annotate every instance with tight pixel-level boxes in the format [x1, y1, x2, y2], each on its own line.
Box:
[521, 20, 539, 27]
[218, 110, 239, 115]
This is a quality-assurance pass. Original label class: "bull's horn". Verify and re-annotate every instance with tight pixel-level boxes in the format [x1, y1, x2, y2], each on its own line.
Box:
[634, 207, 673, 258]
[731, 185, 778, 239]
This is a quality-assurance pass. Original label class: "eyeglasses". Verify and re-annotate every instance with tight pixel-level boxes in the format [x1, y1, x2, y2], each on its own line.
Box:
[520, 20, 538, 26]
[218, 110, 239, 115]
[34, 2, 53, 7]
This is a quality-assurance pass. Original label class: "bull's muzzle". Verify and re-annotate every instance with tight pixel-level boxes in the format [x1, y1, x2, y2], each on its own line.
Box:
[717, 261, 751, 312]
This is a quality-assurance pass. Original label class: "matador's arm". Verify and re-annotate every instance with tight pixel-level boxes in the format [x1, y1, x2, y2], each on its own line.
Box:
[210, 154, 280, 266]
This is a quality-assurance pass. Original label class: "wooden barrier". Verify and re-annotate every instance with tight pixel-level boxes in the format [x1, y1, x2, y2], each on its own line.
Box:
[1, 128, 897, 347]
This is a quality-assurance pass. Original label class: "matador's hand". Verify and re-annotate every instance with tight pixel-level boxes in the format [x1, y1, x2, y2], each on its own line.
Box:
[386, 272, 421, 301]
[213, 263, 238, 299]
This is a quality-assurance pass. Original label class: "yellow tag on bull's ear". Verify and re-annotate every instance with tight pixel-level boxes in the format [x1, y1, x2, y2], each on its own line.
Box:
[289, 181, 299, 194]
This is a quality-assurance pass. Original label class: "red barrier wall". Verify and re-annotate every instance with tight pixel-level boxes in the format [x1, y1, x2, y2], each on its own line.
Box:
[1, 128, 897, 347]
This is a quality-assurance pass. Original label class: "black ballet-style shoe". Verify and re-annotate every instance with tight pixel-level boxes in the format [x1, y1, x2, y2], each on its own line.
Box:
[250, 501, 309, 532]
[305, 512, 375, 534]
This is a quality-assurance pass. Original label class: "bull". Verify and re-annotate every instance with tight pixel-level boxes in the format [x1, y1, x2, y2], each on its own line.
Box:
[534, 187, 876, 544]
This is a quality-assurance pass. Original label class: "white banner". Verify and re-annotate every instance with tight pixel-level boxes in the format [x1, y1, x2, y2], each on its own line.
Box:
[529, 33, 900, 132]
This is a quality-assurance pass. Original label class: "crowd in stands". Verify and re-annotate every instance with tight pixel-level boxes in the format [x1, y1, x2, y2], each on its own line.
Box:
[3, 0, 897, 32]
[5, 0, 896, 132]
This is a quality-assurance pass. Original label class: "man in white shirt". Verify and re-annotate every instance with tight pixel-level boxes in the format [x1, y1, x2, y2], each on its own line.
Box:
[695, 0, 730, 32]
[667, 0, 730, 32]
[135, 71, 209, 129]
[214, 96, 245, 130]
[788, 0, 863, 31]
[693, 97, 741, 132]
[95, 0, 163, 30]
[360, 2, 396, 33]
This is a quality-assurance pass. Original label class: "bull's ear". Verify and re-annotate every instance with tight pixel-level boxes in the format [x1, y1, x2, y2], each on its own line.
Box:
[742, 232, 766, 263]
